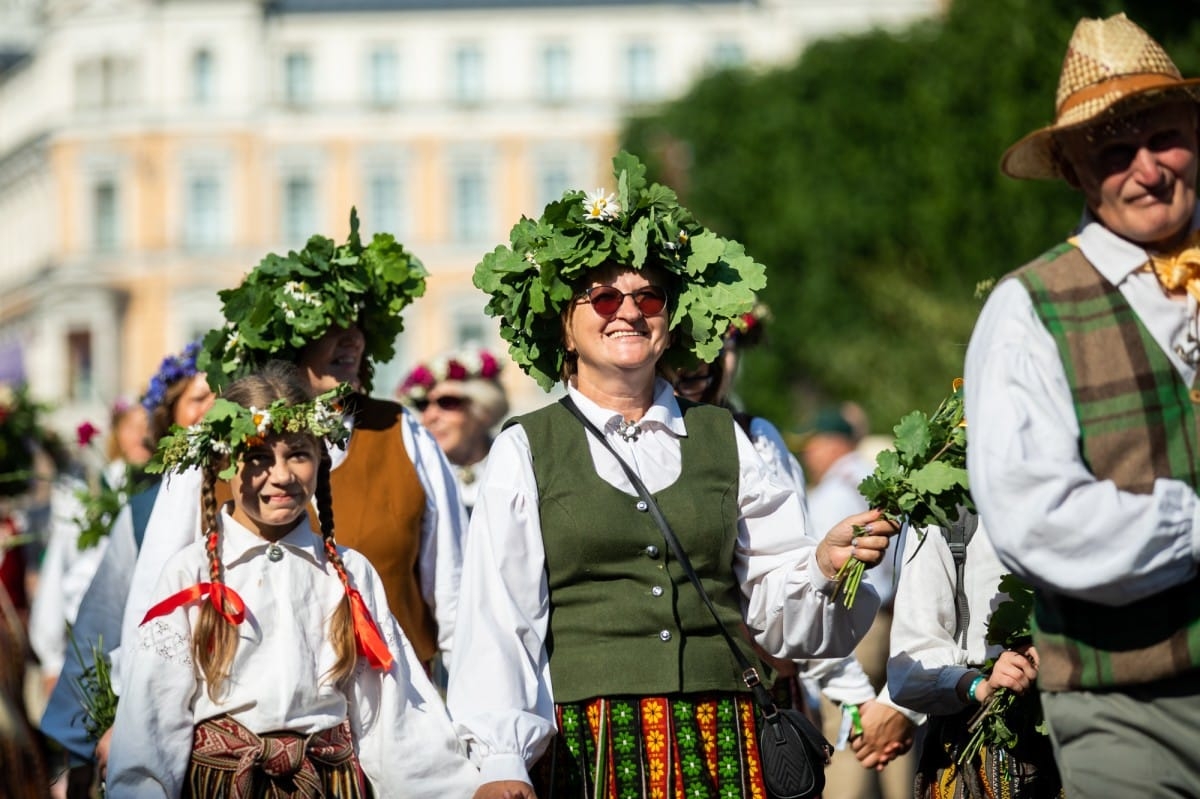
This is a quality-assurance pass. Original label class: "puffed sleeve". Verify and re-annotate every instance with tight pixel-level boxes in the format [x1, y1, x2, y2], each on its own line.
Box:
[445, 425, 558, 786]
[344, 550, 479, 798]
[400, 407, 467, 664]
[733, 422, 880, 660]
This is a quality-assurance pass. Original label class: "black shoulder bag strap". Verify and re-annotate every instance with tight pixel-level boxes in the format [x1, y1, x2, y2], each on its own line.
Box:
[557, 396, 831, 759]
[944, 505, 979, 650]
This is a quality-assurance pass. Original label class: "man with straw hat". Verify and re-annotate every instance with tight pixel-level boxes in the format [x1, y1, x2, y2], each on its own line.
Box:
[965, 13, 1200, 795]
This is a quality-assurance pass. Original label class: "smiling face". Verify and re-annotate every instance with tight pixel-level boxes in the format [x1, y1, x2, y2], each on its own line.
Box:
[1058, 102, 1200, 249]
[563, 266, 671, 396]
[229, 433, 320, 541]
[298, 325, 366, 394]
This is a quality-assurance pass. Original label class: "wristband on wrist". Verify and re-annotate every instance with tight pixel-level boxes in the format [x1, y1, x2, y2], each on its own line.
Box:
[846, 704, 864, 737]
[967, 674, 986, 704]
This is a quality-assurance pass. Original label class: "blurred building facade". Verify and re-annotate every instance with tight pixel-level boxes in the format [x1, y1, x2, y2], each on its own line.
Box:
[0, 0, 938, 429]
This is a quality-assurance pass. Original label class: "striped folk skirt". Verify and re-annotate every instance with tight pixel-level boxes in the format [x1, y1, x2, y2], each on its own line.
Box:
[184, 715, 371, 799]
[532, 693, 769, 799]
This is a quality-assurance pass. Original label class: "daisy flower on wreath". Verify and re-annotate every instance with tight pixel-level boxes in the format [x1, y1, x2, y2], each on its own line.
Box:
[583, 188, 621, 221]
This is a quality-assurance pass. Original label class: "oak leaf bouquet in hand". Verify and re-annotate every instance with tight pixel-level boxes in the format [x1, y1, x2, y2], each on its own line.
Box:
[958, 574, 1050, 775]
[838, 379, 973, 607]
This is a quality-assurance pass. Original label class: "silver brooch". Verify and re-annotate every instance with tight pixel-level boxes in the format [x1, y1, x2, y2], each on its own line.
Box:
[616, 419, 642, 442]
[267, 543, 284, 562]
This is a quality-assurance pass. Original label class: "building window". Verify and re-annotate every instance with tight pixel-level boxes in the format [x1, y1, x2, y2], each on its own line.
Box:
[283, 175, 315, 244]
[452, 44, 483, 106]
[624, 42, 657, 102]
[453, 308, 487, 350]
[451, 162, 487, 243]
[540, 44, 570, 104]
[192, 49, 215, 104]
[710, 40, 745, 69]
[184, 175, 221, 250]
[93, 180, 118, 251]
[367, 170, 404, 236]
[367, 47, 399, 107]
[67, 329, 93, 402]
[284, 51, 312, 107]
[536, 158, 572, 211]
[74, 56, 137, 110]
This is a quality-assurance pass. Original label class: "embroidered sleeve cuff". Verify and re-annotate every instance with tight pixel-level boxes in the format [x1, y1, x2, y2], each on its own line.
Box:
[479, 752, 533, 785]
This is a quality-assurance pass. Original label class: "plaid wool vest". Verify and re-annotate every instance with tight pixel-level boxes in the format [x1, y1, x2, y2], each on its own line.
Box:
[1014, 243, 1200, 690]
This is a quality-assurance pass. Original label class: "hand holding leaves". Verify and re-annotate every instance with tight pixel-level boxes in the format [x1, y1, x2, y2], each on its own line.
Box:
[837, 379, 972, 608]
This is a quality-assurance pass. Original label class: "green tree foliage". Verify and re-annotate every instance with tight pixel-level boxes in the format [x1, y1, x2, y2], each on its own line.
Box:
[622, 0, 1200, 431]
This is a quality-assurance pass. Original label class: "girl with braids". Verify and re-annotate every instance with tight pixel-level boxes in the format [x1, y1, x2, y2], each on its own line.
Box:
[106, 362, 478, 798]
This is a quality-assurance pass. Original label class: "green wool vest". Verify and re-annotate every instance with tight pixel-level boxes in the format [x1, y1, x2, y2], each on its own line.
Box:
[1015, 244, 1200, 691]
[516, 399, 756, 704]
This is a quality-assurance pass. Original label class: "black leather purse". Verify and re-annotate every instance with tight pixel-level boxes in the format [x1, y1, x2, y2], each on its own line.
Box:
[560, 397, 833, 799]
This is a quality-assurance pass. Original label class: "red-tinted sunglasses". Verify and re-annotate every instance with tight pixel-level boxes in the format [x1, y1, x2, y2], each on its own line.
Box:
[413, 395, 468, 412]
[579, 285, 668, 317]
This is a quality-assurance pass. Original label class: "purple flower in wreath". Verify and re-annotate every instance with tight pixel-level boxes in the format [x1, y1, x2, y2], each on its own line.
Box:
[141, 341, 202, 415]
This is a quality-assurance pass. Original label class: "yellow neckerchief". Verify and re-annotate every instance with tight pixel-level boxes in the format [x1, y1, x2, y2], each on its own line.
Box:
[1145, 230, 1200, 301]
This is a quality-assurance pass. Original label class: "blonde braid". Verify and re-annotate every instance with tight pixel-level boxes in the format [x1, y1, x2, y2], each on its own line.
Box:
[315, 455, 358, 686]
[192, 466, 238, 701]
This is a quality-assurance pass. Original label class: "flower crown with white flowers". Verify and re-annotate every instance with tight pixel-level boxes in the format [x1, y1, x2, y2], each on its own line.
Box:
[397, 348, 503, 402]
[147, 384, 353, 480]
[473, 151, 767, 391]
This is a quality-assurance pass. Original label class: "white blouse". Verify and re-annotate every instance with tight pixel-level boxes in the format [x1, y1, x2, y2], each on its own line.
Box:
[964, 212, 1200, 606]
[446, 379, 881, 785]
[886, 519, 1008, 717]
[119, 404, 467, 688]
[107, 511, 479, 799]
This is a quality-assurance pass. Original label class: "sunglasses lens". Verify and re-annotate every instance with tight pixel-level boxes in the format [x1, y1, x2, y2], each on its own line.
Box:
[436, 395, 466, 411]
[588, 287, 624, 316]
[585, 286, 667, 316]
[634, 288, 667, 315]
[413, 399, 430, 412]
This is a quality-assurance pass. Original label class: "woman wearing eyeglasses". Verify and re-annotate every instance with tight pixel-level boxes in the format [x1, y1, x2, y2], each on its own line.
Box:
[447, 153, 898, 799]
[398, 348, 509, 515]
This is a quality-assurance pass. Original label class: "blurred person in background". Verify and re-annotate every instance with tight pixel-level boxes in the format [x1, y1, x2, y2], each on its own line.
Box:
[28, 398, 153, 700]
[1, 569, 50, 799]
[39, 342, 214, 798]
[794, 406, 916, 799]
[398, 347, 509, 516]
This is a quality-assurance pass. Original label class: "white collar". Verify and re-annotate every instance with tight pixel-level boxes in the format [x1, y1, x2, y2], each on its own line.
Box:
[565, 377, 688, 438]
[1074, 205, 1200, 286]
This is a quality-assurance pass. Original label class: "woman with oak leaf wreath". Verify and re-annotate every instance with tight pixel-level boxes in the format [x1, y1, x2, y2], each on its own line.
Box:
[447, 152, 899, 799]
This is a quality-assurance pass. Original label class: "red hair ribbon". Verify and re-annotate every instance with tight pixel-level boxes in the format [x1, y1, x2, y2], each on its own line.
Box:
[345, 587, 394, 671]
[141, 582, 247, 628]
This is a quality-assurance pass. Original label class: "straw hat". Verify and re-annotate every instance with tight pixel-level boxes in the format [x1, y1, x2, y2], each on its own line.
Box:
[1001, 13, 1200, 181]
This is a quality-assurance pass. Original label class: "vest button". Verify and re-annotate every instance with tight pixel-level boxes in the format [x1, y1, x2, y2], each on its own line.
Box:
[644, 545, 660, 558]
[636, 500, 649, 512]
[659, 630, 672, 642]
[651, 585, 664, 597]
[1191, 388, 1200, 404]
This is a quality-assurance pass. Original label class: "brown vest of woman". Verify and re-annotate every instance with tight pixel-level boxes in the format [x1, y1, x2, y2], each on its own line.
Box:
[217, 396, 436, 663]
